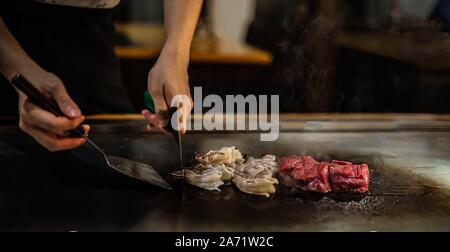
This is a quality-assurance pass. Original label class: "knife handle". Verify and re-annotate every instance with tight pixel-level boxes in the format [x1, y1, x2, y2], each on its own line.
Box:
[11, 73, 86, 137]
[144, 90, 179, 131]
[144, 90, 156, 114]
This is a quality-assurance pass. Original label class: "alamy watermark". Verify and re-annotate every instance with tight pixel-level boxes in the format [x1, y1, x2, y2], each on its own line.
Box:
[169, 87, 279, 141]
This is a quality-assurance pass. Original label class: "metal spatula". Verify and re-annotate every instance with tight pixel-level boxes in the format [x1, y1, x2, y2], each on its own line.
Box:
[11, 73, 172, 190]
[83, 139, 173, 190]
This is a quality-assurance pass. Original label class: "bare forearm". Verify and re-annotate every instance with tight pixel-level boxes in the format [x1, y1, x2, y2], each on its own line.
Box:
[145, 0, 202, 132]
[0, 18, 38, 81]
[162, 0, 203, 62]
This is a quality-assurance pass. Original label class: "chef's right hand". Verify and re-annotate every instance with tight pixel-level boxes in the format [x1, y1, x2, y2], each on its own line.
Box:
[16, 70, 90, 152]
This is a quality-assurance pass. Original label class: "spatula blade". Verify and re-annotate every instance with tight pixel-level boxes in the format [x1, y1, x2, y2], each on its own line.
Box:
[107, 156, 173, 190]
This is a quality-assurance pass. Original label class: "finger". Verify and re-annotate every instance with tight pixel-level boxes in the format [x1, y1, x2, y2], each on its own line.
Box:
[142, 109, 159, 127]
[142, 109, 167, 128]
[142, 109, 170, 135]
[70, 124, 91, 137]
[79, 124, 91, 137]
[142, 110, 172, 136]
[165, 94, 176, 112]
[51, 84, 81, 118]
[61, 124, 90, 138]
[23, 101, 85, 135]
[26, 126, 87, 152]
[148, 85, 168, 114]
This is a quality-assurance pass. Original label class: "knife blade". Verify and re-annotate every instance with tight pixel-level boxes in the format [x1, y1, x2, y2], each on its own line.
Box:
[168, 107, 183, 172]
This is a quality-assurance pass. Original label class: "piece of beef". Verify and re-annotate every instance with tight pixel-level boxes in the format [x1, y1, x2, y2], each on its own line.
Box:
[279, 156, 303, 172]
[329, 160, 370, 193]
[279, 156, 331, 193]
[279, 157, 370, 194]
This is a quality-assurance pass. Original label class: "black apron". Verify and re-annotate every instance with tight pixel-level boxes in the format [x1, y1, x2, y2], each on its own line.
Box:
[0, 0, 134, 116]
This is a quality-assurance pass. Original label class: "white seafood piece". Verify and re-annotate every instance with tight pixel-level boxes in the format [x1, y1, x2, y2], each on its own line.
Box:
[233, 175, 279, 197]
[172, 169, 222, 183]
[175, 148, 279, 196]
[172, 169, 225, 191]
[192, 180, 225, 191]
[195, 146, 243, 167]
[214, 165, 235, 181]
[193, 164, 235, 181]
[235, 155, 278, 178]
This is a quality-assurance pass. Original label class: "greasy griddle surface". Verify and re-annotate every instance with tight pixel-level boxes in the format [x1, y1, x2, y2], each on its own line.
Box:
[172, 146, 449, 232]
[0, 124, 449, 231]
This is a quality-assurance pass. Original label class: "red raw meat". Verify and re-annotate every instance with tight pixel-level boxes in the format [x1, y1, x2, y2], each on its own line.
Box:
[279, 156, 331, 193]
[279, 157, 302, 172]
[329, 160, 370, 193]
[279, 157, 370, 194]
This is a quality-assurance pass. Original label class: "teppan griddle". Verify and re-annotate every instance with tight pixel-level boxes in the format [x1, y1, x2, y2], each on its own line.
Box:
[0, 117, 449, 231]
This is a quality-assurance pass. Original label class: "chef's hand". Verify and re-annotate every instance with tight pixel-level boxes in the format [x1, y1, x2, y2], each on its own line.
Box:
[143, 50, 193, 135]
[141, 0, 202, 134]
[16, 69, 90, 152]
[0, 19, 89, 151]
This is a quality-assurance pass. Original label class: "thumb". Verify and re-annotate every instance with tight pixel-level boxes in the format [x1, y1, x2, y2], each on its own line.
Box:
[52, 85, 81, 118]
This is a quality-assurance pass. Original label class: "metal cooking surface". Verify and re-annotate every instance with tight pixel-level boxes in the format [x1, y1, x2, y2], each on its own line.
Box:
[0, 121, 449, 231]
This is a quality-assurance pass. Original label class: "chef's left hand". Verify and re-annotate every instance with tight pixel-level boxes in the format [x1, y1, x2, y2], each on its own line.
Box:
[143, 48, 193, 135]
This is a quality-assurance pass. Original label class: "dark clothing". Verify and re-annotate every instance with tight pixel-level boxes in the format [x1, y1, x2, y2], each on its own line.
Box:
[431, 0, 450, 33]
[0, 0, 134, 116]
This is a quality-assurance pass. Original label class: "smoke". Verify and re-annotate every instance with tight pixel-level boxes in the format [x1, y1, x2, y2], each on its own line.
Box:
[276, 0, 338, 112]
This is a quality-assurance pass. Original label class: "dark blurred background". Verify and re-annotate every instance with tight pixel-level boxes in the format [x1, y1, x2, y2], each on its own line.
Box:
[113, 0, 450, 114]
[1, 0, 449, 118]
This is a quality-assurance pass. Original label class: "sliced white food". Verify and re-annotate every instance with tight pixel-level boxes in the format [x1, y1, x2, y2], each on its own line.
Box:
[195, 146, 243, 167]
[233, 176, 279, 197]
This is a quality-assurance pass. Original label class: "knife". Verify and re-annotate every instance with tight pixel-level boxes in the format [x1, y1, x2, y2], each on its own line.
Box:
[144, 90, 183, 172]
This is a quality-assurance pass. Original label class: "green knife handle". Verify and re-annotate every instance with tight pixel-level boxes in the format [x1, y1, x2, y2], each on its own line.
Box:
[144, 90, 156, 113]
